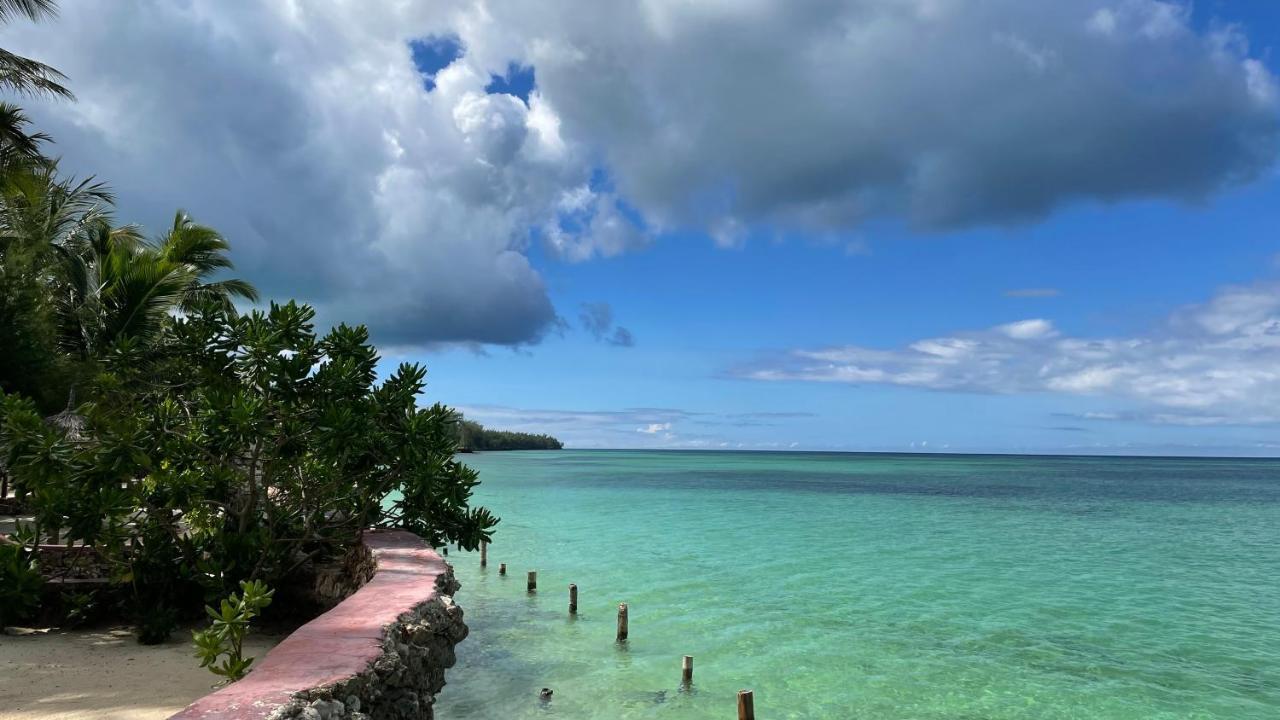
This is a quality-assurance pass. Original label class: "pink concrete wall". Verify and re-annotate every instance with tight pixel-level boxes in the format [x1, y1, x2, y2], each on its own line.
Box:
[170, 530, 462, 720]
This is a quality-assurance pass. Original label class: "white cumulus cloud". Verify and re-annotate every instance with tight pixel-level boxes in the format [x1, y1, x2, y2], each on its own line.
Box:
[737, 282, 1280, 425]
[4, 0, 1277, 347]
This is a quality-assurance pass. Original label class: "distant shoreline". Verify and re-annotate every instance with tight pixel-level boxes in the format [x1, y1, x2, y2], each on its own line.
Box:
[456, 447, 562, 453]
[494, 447, 1280, 461]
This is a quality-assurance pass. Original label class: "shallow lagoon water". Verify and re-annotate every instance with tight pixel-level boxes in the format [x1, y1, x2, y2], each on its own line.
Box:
[432, 450, 1280, 719]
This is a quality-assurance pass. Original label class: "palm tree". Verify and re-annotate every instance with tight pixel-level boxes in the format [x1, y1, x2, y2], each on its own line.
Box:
[55, 211, 258, 357]
[0, 161, 112, 264]
[0, 0, 72, 99]
[0, 159, 101, 410]
[54, 220, 143, 358]
[0, 102, 51, 169]
[155, 211, 259, 313]
[1, 165, 256, 357]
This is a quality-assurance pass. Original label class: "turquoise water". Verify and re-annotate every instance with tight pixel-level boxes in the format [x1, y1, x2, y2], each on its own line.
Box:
[432, 450, 1280, 719]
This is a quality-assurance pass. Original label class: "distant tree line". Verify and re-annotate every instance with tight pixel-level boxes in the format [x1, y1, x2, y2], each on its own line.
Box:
[457, 419, 563, 451]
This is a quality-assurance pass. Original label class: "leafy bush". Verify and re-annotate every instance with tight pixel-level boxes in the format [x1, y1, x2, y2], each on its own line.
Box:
[1, 47, 499, 630]
[193, 580, 274, 682]
[136, 606, 180, 645]
[59, 589, 100, 629]
[0, 542, 43, 626]
[0, 300, 498, 628]
[1, 45, 499, 634]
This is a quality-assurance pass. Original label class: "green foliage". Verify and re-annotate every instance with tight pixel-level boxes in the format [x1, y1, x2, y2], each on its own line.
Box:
[0, 300, 499, 631]
[457, 418, 563, 451]
[136, 606, 179, 645]
[0, 541, 43, 625]
[0, 240, 66, 411]
[0, 0, 73, 99]
[0, 36, 498, 643]
[193, 579, 274, 682]
[59, 589, 99, 628]
[0, 109, 79, 410]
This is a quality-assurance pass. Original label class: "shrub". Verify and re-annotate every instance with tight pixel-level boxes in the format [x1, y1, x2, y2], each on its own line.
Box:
[0, 542, 43, 626]
[193, 580, 274, 682]
[0, 300, 498, 628]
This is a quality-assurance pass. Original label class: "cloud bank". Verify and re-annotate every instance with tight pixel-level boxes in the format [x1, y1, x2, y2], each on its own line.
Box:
[4, 0, 1277, 346]
[738, 282, 1280, 425]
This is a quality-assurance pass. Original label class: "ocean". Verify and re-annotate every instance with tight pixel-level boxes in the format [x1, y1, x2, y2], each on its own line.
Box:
[431, 450, 1280, 719]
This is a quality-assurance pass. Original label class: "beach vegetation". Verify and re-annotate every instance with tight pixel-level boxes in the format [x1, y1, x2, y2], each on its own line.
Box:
[0, 0, 499, 642]
[0, 297, 498, 639]
[457, 418, 563, 451]
[193, 579, 274, 683]
[0, 541, 43, 625]
[0, 0, 73, 99]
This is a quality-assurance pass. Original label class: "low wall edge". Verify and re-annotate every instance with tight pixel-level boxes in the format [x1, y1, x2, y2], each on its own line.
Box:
[170, 529, 467, 720]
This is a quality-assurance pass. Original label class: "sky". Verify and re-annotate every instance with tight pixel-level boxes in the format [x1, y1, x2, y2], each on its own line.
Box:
[5, 0, 1280, 455]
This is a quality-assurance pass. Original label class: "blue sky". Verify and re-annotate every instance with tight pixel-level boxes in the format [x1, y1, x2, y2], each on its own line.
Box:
[7, 1, 1280, 454]
[422, 174, 1280, 454]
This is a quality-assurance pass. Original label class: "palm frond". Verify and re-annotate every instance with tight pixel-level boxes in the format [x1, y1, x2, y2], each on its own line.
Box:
[0, 47, 73, 99]
[0, 0, 58, 23]
[98, 249, 190, 346]
[0, 101, 51, 164]
[180, 279, 259, 313]
[158, 210, 234, 271]
[155, 209, 258, 312]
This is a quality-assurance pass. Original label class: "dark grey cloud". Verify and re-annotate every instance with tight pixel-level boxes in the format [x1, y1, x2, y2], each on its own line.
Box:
[3, 1, 1276, 348]
[2, 1, 574, 347]
[478, 0, 1278, 236]
[578, 301, 635, 346]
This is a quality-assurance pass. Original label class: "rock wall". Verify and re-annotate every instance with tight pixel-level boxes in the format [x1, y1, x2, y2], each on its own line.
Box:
[170, 530, 467, 720]
[307, 541, 376, 611]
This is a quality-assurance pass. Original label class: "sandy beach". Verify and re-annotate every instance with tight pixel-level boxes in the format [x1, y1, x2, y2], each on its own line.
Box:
[0, 626, 280, 720]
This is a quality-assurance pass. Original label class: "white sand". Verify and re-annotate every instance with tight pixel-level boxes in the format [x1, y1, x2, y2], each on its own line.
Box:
[0, 626, 280, 720]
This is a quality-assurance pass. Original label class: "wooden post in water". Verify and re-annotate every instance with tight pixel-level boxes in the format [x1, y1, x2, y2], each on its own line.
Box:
[499, 563, 506, 576]
[480, 541, 487, 567]
[737, 690, 755, 720]
[681, 655, 693, 686]
[616, 603, 629, 642]
[569, 584, 578, 614]
[441, 546, 448, 556]
[527, 571, 537, 593]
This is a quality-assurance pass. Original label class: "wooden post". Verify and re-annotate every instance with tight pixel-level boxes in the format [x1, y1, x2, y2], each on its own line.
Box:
[441, 546, 448, 556]
[527, 571, 537, 593]
[480, 541, 487, 567]
[681, 655, 693, 686]
[737, 690, 755, 720]
[569, 584, 578, 614]
[616, 603, 629, 642]
[499, 563, 506, 576]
